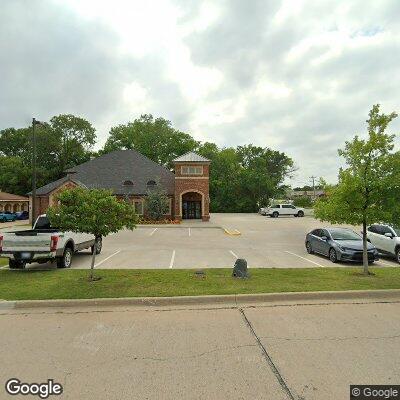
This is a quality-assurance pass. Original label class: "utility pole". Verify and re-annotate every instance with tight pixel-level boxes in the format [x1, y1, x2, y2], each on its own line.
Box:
[310, 176, 317, 200]
[31, 118, 44, 227]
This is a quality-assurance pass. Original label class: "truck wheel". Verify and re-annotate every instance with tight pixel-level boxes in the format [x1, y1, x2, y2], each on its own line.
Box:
[297, 211, 304, 217]
[9, 260, 26, 269]
[396, 248, 400, 265]
[57, 247, 73, 268]
[272, 212, 279, 218]
[91, 237, 102, 255]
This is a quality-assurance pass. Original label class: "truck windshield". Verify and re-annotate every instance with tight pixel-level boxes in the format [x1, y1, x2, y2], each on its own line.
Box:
[35, 216, 53, 229]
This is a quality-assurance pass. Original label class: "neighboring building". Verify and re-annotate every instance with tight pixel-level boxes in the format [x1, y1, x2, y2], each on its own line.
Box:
[289, 189, 325, 200]
[29, 150, 210, 222]
[0, 191, 29, 213]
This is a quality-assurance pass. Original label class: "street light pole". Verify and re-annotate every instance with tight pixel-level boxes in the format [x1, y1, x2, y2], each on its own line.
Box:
[32, 118, 37, 227]
[31, 118, 44, 227]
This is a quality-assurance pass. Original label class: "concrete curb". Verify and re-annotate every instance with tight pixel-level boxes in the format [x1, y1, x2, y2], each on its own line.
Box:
[2, 289, 400, 310]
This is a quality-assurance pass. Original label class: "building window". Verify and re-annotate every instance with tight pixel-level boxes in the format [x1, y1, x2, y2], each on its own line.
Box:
[134, 200, 144, 215]
[181, 166, 203, 175]
[123, 180, 134, 186]
[147, 180, 157, 187]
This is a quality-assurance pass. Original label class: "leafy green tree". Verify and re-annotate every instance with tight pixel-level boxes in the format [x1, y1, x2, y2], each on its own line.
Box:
[103, 114, 199, 168]
[145, 180, 170, 220]
[314, 105, 399, 275]
[0, 114, 96, 194]
[50, 114, 96, 174]
[293, 196, 313, 208]
[0, 156, 32, 196]
[198, 143, 294, 212]
[47, 187, 137, 280]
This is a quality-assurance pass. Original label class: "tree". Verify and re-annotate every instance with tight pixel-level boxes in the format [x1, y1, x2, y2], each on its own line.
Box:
[145, 180, 170, 220]
[50, 114, 96, 174]
[103, 114, 199, 168]
[0, 114, 96, 194]
[293, 196, 313, 208]
[0, 156, 32, 196]
[47, 187, 137, 280]
[314, 105, 399, 275]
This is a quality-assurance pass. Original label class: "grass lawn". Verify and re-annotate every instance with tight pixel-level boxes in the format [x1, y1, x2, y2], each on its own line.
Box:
[0, 258, 8, 267]
[0, 267, 399, 300]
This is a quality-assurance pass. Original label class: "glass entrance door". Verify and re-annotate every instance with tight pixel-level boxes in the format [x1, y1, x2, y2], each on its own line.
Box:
[183, 201, 201, 219]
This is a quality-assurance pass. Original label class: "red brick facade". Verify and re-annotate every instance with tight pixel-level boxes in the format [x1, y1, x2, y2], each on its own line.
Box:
[174, 161, 210, 221]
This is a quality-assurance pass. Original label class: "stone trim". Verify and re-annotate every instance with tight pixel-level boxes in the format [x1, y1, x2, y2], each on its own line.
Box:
[175, 177, 209, 180]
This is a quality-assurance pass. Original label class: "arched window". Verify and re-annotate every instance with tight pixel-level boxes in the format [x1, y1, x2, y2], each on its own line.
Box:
[147, 180, 156, 187]
[122, 180, 134, 186]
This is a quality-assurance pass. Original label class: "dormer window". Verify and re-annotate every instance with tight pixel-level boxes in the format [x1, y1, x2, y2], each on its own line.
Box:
[147, 180, 157, 187]
[122, 180, 134, 186]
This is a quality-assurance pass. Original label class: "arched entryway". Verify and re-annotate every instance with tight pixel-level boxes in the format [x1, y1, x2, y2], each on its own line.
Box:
[181, 191, 203, 219]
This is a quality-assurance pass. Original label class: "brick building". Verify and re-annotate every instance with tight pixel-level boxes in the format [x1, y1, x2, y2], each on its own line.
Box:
[30, 150, 210, 222]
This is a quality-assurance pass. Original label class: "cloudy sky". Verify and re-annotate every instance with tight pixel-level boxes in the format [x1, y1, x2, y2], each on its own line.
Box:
[1, 0, 399, 186]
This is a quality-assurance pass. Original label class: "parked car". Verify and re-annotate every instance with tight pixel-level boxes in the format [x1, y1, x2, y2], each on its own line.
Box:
[265, 204, 305, 218]
[0, 214, 102, 269]
[15, 211, 29, 220]
[305, 227, 379, 263]
[0, 212, 16, 222]
[367, 224, 400, 264]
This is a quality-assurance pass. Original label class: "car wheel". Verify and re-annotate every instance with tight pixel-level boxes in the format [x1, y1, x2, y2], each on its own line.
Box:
[396, 248, 400, 264]
[329, 248, 337, 263]
[306, 241, 313, 254]
[272, 212, 279, 218]
[297, 211, 304, 217]
[9, 260, 26, 269]
[57, 247, 73, 268]
[91, 237, 103, 255]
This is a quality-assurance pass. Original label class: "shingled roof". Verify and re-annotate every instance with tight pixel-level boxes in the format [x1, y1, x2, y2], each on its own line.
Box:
[173, 151, 210, 163]
[34, 150, 175, 196]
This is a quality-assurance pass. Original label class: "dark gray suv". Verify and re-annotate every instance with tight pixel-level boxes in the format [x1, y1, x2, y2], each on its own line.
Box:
[305, 227, 379, 263]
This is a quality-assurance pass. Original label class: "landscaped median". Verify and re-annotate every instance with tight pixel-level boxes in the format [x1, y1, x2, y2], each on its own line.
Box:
[0, 267, 399, 300]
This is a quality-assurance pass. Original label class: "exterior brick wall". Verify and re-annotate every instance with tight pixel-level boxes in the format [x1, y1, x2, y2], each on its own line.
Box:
[174, 162, 210, 221]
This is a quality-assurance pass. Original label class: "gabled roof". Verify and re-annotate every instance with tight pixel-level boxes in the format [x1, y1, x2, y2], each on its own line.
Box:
[173, 151, 210, 163]
[0, 191, 29, 201]
[34, 150, 176, 196]
[28, 177, 86, 196]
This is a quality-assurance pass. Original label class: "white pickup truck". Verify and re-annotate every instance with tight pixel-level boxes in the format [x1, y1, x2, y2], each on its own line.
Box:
[367, 224, 400, 264]
[0, 215, 102, 269]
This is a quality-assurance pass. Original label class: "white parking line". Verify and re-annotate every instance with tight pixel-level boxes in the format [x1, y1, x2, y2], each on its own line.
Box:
[169, 250, 176, 269]
[229, 250, 238, 259]
[94, 250, 121, 268]
[285, 251, 326, 268]
[149, 228, 158, 236]
[188, 228, 191, 237]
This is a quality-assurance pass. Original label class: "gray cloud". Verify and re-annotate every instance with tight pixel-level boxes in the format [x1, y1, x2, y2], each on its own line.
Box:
[1, 0, 399, 186]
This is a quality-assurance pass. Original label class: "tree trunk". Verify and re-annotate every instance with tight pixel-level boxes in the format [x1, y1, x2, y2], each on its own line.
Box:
[362, 218, 369, 275]
[90, 247, 96, 281]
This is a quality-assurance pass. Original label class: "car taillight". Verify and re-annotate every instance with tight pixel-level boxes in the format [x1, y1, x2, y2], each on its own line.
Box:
[0, 235, 3, 252]
[50, 235, 59, 252]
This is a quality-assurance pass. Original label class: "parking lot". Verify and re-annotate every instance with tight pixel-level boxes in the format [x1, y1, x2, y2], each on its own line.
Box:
[6, 213, 398, 270]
